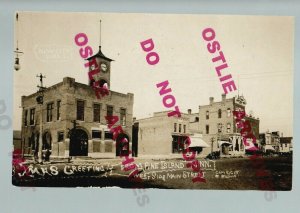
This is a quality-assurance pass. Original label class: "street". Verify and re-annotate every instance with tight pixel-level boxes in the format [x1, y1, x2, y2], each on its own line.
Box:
[12, 156, 292, 190]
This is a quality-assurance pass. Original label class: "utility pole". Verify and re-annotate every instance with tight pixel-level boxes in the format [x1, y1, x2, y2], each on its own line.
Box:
[36, 73, 46, 164]
[211, 137, 214, 154]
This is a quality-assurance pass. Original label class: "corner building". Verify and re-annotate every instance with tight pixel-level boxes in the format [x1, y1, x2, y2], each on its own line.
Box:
[198, 94, 259, 157]
[21, 47, 134, 158]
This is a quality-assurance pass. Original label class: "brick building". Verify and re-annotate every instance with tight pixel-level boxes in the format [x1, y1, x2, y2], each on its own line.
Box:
[20, 47, 134, 159]
[198, 94, 260, 157]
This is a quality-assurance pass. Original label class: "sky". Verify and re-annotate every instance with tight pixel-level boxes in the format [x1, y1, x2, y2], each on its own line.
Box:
[13, 12, 294, 136]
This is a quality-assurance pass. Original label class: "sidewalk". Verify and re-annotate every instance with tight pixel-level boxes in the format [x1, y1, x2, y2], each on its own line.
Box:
[22, 153, 208, 165]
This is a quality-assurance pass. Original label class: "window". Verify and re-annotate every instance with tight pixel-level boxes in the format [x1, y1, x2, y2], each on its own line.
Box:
[93, 103, 101, 122]
[235, 140, 239, 151]
[227, 123, 231, 133]
[206, 125, 209, 134]
[57, 100, 61, 120]
[76, 100, 85, 121]
[179, 124, 182, 133]
[217, 123, 222, 133]
[285, 144, 288, 148]
[47, 103, 54, 122]
[105, 131, 113, 139]
[24, 109, 28, 126]
[206, 111, 209, 119]
[195, 117, 199, 122]
[218, 109, 222, 118]
[58, 131, 64, 142]
[92, 130, 102, 139]
[107, 105, 113, 117]
[174, 123, 177, 132]
[120, 108, 126, 126]
[227, 108, 231, 117]
[183, 125, 186, 133]
[29, 108, 35, 125]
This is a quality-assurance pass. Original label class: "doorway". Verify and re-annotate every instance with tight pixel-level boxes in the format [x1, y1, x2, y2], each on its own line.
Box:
[69, 129, 89, 156]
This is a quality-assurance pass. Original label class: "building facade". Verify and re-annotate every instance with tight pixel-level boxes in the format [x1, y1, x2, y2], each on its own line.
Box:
[279, 137, 293, 154]
[259, 131, 280, 153]
[198, 94, 260, 157]
[136, 110, 209, 156]
[20, 47, 134, 159]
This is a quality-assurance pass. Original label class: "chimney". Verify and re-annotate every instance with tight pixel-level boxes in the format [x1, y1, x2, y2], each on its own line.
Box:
[188, 109, 192, 114]
[222, 93, 226, 102]
[209, 97, 214, 105]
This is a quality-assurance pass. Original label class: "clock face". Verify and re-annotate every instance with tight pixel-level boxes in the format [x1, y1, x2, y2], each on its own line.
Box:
[100, 63, 108, 72]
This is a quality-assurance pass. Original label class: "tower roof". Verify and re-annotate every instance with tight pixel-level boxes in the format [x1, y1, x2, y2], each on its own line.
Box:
[87, 46, 114, 62]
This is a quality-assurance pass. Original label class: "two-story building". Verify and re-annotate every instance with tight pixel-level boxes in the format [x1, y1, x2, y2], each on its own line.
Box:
[20, 46, 134, 159]
[259, 131, 280, 153]
[279, 136, 293, 154]
[136, 111, 209, 157]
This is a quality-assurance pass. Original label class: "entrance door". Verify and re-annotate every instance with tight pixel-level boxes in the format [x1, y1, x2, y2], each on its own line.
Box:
[69, 129, 88, 156]
[116, 133, 129, 156]
[42, 132, 52, 161]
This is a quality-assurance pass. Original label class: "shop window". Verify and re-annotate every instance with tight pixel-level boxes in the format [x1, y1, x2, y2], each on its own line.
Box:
[57, 131, 64, 142]
[105, 131, 113, 140]
[92, 130, 101, 139]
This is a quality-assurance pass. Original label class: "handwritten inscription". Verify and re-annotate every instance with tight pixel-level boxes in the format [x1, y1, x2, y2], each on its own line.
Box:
[215, 170, 240, 179]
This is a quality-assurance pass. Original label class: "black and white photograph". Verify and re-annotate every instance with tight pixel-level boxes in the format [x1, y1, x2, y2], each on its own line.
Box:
[12, 12, 293, 191]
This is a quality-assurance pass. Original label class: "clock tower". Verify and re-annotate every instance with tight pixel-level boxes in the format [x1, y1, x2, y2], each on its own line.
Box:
[86, 46, 114, 89]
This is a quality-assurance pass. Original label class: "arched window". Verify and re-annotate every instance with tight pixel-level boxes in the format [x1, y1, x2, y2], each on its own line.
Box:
[218, 109, 222, 118]
[206, 111, 209, 119]
[227, 108, 231, 117]
[227, 123, 231, 133]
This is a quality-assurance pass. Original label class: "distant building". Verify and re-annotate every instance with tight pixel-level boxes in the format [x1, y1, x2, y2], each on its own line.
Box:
[20, 47, 134, 159]
[279, 137, 293, 153]
[198, 94, 260, 157]
[259, 131, 280, 153]
[13, 130, 22, 150]
[136, 111, 209, 156]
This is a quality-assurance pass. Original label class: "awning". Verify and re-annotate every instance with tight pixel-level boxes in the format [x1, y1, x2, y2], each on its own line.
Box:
[218, 141, 232, 147]
[265, 145, 275, 151]
[189, 136, 210, 148]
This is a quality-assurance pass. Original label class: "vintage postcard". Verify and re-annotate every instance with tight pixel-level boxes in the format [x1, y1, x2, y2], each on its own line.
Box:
[12, 12, 293, 191]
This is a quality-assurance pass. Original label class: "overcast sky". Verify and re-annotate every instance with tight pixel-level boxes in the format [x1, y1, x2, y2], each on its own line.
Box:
[13, 12, 294, 136]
